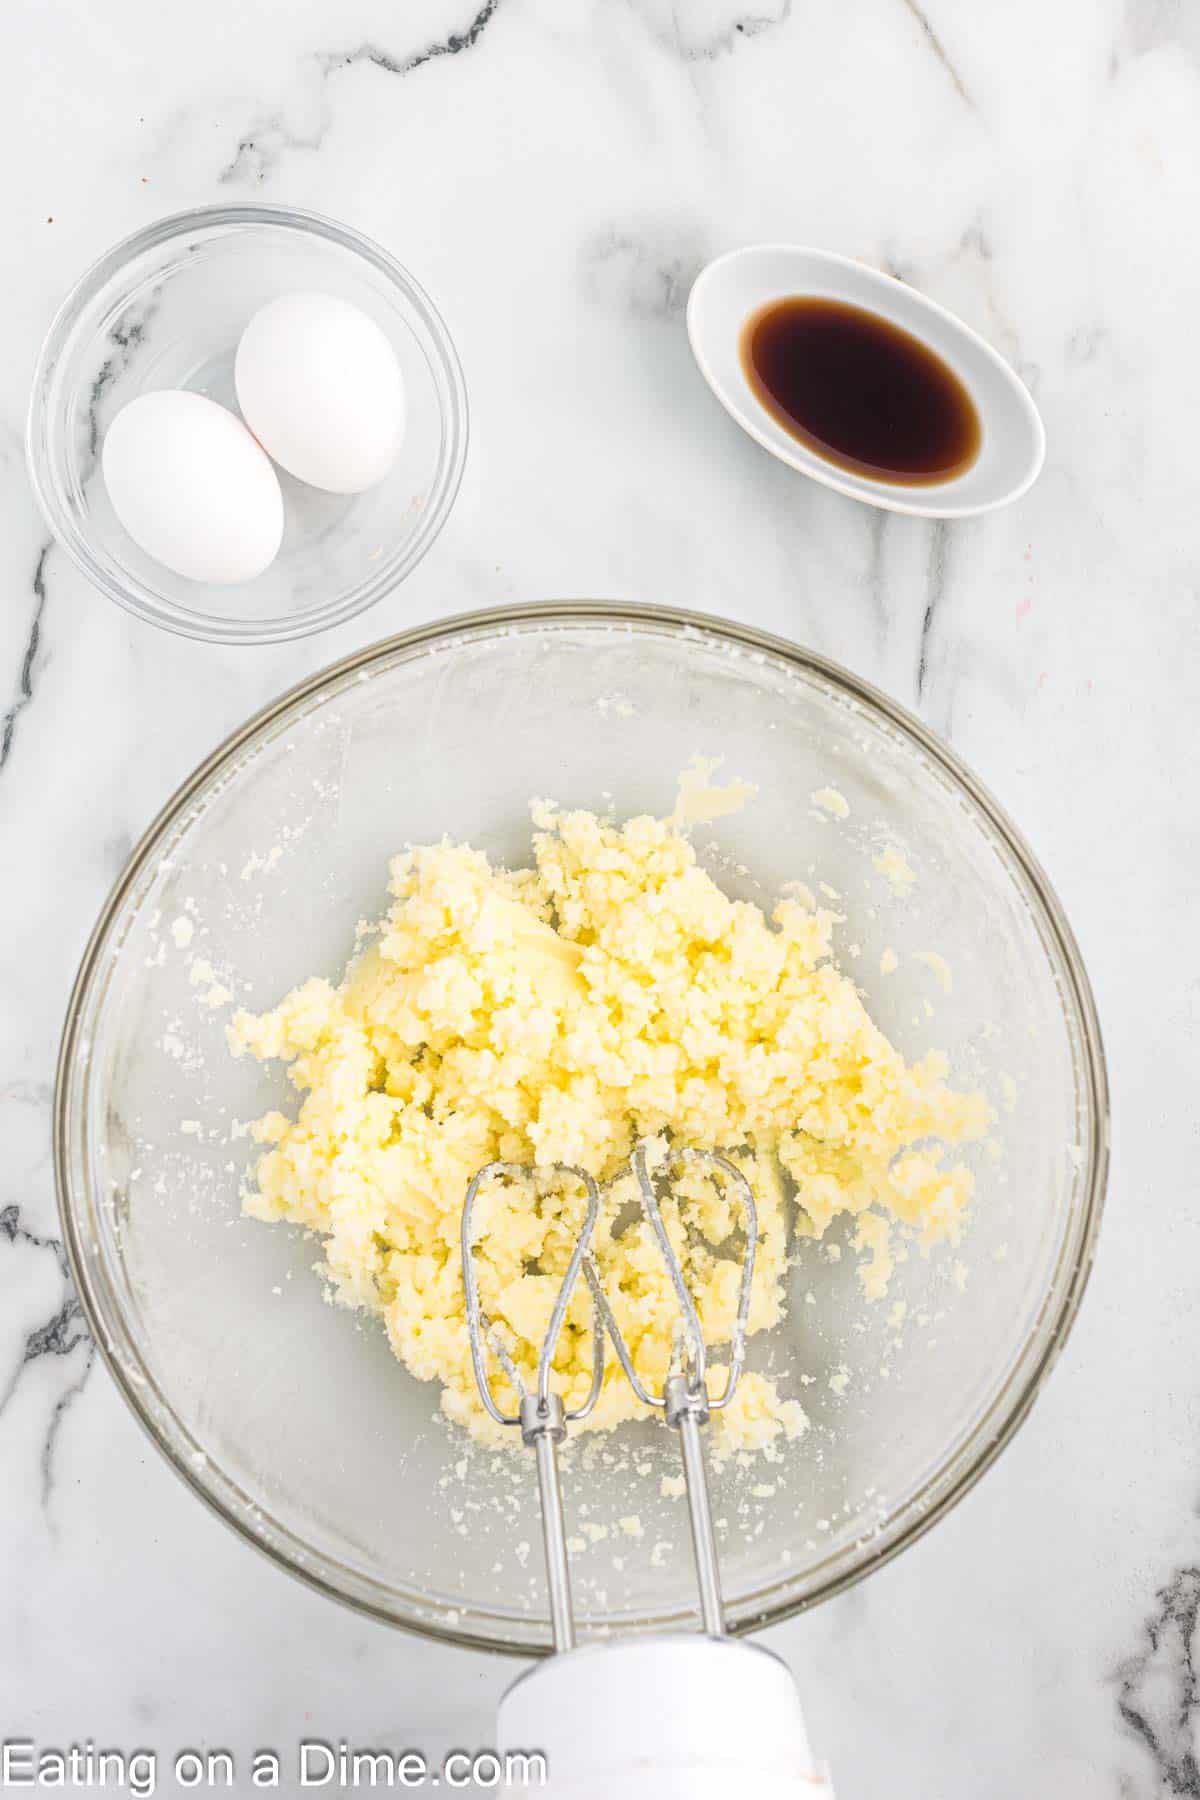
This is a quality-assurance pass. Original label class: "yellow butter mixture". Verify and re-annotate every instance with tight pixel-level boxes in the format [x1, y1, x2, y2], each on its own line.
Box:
[229, 800, 989, 1451]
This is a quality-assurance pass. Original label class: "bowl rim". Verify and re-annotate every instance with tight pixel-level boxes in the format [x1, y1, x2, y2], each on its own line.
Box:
[25, 201, 469, 645]
[54, 600, 1109, 1653]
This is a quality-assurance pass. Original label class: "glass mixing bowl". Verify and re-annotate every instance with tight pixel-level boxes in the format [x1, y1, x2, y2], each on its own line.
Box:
[56, 603, 1107, 1653]
[27, 205, 467, 644]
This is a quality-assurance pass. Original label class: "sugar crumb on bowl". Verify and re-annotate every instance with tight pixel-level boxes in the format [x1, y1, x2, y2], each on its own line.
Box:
[810, 786, 850, 819]
[873, 845, 917, 895]
[915, 950, 953, 994]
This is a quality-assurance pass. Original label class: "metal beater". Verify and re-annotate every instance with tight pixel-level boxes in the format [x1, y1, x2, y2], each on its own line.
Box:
[462, 1143, 758, 1641]
[461, 1159, 606, 1652]
[463, 1146, 825, 1795]
[590, 1143, 758, 1637]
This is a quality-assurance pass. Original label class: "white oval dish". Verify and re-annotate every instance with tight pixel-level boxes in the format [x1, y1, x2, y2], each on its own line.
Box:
[686, 245, 1045, 519]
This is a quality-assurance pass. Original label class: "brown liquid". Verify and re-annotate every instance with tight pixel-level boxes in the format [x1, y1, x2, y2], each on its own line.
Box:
[740, 296, 981, 485]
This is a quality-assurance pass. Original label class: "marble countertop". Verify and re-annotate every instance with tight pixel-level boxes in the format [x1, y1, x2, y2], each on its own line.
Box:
[1, 0, 1194, 1793]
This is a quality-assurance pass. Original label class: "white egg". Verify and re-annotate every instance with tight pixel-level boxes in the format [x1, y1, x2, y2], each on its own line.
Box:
[102, 391, 284, 585]
[234, 292, 406, 494]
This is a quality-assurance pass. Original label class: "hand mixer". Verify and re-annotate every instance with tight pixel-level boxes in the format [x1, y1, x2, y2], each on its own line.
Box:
[462, 1147, 830, 1797]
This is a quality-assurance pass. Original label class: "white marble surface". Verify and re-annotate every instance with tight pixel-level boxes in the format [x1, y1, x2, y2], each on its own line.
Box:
[1, 0, 1195, 1792]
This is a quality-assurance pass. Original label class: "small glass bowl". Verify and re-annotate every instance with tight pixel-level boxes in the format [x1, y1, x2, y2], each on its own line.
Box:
[26, 205, 468, 645]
